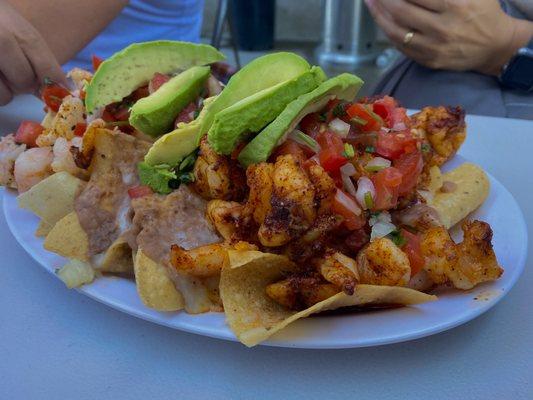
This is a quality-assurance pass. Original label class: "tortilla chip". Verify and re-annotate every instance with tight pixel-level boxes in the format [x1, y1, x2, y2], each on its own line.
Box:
[220, 250, 437, 347]
[430, 163, 489, 229]
[44, 211, 89, 261]
[134, 249, 184, 311]
[35, 220, 53, 237]
[17, 171, 85, 226]
[94, 237, 133, 274]
[56, 259, 95, 288]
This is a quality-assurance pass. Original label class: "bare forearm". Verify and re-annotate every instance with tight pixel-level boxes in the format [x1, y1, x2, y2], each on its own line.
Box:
[7, 0, 129, 64]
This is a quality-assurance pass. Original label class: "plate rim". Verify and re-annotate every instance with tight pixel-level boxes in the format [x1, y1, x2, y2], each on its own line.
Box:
[3, 156, 528, 349]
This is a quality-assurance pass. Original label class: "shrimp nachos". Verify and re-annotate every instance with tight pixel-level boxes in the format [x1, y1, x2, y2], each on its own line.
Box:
[1, 41, 503, 347]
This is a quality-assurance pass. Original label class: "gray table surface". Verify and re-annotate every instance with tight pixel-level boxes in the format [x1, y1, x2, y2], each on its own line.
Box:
[0, 96, 531, 400]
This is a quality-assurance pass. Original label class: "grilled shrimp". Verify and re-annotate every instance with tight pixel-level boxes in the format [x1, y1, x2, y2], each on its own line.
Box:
[266, 275, 339, 310]
[307, 163, 336, 214]
[206, 200, 244, 240]
[259, 155, 316, 247]
[356, 237, 411, 286]
[411, 106, 466, 168]
[13, 147, 54, 192]
[192, 138, 246, 201]
[420, 220, 503, 290]
[169, 243, 228, 278]
[51, 137, 88, 179]
[244, 162, 274, 225]
[0, 134, 26, 188]
[36, 96, 86, 147]
[315, 251, 359, 295]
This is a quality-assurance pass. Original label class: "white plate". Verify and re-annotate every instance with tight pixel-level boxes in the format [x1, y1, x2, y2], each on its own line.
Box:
[3, 155, 527, 349]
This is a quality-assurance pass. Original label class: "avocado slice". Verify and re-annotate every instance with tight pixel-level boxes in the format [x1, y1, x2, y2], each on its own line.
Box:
[85, 41, 224, 113]
[129, 66, 209, 137]
[238, 73, 364, 167]
[144, 97, 215, 166]
[198, 52, 312, 143]
[207, 66, 326, 155]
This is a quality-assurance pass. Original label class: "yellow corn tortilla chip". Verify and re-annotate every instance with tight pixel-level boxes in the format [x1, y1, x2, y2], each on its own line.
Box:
[134, 249, 184, 311]
[220, 250, 437, 347]
[44, 211, 89, 261]
[94, 236, 134, 274]
[430, 163, 489, 229]
[17, 171, 85, 226]
[35, 220, 53, 237]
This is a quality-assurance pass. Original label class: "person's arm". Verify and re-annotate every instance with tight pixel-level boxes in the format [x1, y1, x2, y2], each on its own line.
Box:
[365, 0, 533, 76]
[7, 0, 128, 64]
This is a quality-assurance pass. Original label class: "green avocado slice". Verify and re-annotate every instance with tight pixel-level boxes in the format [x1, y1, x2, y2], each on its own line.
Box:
[85, 41, 224, 113]
[144, 97, 215, 166]
[207, 66, 326, 155]
[198, 52, 311, 142]
[238, 73, 364, 167]
[129, 66, 209, 137]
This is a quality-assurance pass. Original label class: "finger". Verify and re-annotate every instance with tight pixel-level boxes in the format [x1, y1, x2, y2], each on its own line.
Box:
[365, 0, 407, 45]
[376, 0, 440, 34]
[0, 74, 14, 106]
[14, 26, 67, 88]
[0, 29, 37, 93]
[406, 0, 447, 12]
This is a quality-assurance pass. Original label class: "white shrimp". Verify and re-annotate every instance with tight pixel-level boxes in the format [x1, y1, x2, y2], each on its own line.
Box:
[14, 147, 54, 192]
[51, 137, 88, 179]
[0, 134, 26, 188]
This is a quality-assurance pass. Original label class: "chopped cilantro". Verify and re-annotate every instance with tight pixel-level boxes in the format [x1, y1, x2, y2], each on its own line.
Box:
[388, 230, 407, 247]
[318, 113, 327, 122]
[343, 143, 355, 158]
[421, 143, 431, 153]
[365, 145, 375, 153]
[138, 162, 176, 194]
[193, 109, 201, 119]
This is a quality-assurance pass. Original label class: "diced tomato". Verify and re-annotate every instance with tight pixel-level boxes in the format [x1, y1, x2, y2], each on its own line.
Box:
[131, 85, 150, 101]
[299, 113, 322, 139]
[128, 185, 153, 199]
[323, 99, 344, 122]
[317, 130, 347, 173]
[393, 150, 423, 196]
[41, 83, 70, 112]
[389, 107, 411, 130]
[371, 96, 397, 126]
[376, 130, 417, 160]
[91, 55, 104, 72]
[272, 139, 310, 164]
[174, 102, 197, 127]
[371, 167, 403, 210]
[332, 189, 366, 230]
[346, 103, 382, 132]
[112, 105, 131, 121]
[15, 121, 44, 147]
[73, 123, 87, 137]
[401, 229, 425, 276]
[102, 109, 115, 122]
[149, 72, 171, 94]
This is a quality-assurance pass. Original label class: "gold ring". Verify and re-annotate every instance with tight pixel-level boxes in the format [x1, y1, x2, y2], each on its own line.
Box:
[403, 31, 415, 45]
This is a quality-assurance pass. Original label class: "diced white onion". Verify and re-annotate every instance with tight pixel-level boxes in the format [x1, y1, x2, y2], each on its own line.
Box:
[340, 162, 356, 176]
[369, 210, 392, 226]
[370, 221, 397, 240]
[329, 118, 350, 138]
[341, 173, 357, 198]
[335, 188, 361, 216]
[355, 176, 375, 210]
[365, 156, 391, 171]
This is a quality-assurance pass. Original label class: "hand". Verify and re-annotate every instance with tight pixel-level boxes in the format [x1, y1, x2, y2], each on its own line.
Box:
[365, 0, 533, 75]
[0, 1, 66, 105]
